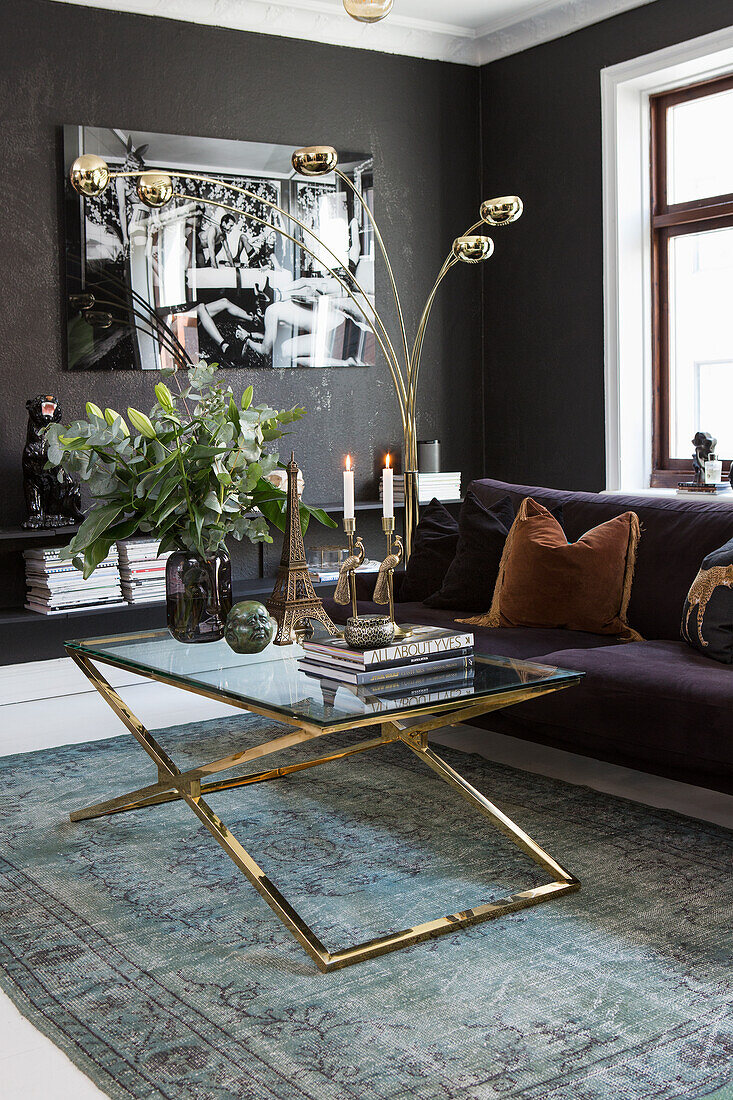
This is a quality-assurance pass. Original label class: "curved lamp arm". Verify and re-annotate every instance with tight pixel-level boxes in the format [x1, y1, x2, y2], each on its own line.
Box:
[169, 190, 409, 427]
[109, 168, 408, 415]
[334, 167, 410, 378]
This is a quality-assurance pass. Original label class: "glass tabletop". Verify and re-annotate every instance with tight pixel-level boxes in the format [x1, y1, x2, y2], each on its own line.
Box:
[66, 629, 582, 730]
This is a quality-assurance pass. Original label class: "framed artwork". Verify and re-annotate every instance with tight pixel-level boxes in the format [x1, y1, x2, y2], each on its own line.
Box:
[63, 126, 375, 370]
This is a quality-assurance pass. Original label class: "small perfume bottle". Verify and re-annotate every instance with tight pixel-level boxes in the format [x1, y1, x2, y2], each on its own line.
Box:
[704, 453, 722, 486]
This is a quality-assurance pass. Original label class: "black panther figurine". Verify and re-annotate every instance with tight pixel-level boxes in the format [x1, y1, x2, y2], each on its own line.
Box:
[22, 395, 85, 529]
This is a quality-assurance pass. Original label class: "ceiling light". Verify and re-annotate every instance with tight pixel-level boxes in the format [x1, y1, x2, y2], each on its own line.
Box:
[343, 0, 393, 24]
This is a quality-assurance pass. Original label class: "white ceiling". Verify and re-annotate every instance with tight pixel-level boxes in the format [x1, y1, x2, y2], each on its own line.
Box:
[48, 0, 660, 64]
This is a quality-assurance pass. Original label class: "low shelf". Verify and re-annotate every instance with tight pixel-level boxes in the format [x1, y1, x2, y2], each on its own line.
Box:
[2, 577, 336, 665]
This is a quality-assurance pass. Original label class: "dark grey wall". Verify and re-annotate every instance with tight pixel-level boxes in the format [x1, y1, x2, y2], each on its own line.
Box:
[480, 0, 733, 491]
[0, 0, 482, 579]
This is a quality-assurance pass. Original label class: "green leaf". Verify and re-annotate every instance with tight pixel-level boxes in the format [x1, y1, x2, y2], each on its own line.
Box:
[68, 503, 124, 554]
[203, 490, 222, 514]
[158, 533, 180, 555]
[58, 435, 90, 449]
[185, 444, 230, 460]
[155, 494, 187, 525]
[127, 407, 156, 439]
[242, 385, 253, 410]
[301, 504, 338, 530]
[193, 508, 205, 547]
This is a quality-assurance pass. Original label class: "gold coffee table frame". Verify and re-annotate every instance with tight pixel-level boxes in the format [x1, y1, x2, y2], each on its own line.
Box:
[66, 641, 581, 973]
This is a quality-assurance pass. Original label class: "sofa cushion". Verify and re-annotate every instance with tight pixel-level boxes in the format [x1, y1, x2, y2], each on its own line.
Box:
[398, 498, 459, 603]
[462, 497, 642, 641]
[489, 640, 733, 789]
[423, 490, 514, 611]
[681, 536, 733, 663]
[469, 479, 733, 640]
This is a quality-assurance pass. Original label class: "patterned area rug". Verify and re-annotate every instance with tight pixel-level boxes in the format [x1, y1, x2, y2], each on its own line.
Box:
[0, 714, 731, 1100]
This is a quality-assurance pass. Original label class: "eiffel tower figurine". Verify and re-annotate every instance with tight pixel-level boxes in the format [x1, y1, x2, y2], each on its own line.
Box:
[266, 453, 340, 645]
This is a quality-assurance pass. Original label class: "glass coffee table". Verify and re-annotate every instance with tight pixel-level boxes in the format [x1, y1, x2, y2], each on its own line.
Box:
[66, 629, 583, 972]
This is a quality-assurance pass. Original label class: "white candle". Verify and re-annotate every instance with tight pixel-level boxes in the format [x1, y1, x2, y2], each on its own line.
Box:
[382, 454, 393, 518]
[343, 454, 355, 520]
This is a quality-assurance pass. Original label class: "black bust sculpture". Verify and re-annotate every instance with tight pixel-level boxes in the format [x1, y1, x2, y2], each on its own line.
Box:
[22, 395, 85, 529]
[692, 431, 717, 487]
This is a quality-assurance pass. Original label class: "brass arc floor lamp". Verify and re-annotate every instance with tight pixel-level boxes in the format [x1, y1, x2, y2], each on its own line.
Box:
[69, 147, 522, 558]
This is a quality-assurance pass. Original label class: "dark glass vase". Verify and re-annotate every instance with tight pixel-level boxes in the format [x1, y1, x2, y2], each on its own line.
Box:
[166, 549, 232, 643]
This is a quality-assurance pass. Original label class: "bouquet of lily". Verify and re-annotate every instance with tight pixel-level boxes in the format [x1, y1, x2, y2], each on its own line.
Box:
[45, 362, 335, 578]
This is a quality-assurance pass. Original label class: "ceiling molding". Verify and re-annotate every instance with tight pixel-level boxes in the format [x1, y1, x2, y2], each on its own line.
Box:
[475, 0, 660, 64]
[46, 0, 660, 66]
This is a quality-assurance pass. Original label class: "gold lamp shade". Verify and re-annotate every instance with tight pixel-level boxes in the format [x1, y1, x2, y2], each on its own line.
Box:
[69, 154, 110, 198]
[84, 310, 113, 329]
[480, 195, 523, 227]
[69, 292, 95, 311]
[343, 0, 393, 21]
[291, 146, 339, 176]
[136, 171, 174, 208]
[452, 235, 494, 264]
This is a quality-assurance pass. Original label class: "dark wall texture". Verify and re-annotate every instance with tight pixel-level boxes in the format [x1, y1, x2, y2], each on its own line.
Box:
[0, 0, 482, 581]
[480, 0, 733, 491]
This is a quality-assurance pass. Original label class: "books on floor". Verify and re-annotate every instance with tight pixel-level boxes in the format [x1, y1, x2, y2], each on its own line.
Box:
[308, 559, 381, 584]
[379, 472, 461, 504]
[299, 624, 474, 688]
[118, 538, 172, 604]
[24, 546, 124, 615]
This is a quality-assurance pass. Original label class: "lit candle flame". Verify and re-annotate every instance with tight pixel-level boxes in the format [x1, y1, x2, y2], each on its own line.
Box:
[385, 453, 391, 469]
[345, 454, 352, 471]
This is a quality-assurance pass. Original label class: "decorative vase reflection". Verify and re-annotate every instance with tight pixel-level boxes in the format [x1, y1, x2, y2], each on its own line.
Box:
[165, 550, 232, 643]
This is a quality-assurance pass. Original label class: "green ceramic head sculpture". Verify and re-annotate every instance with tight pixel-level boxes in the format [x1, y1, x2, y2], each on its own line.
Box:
[225, 601, 276, 654]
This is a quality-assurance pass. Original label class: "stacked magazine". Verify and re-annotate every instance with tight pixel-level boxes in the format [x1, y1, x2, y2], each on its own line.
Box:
[298, 625, 475, 694]
[23, 546, 124, 615]
[379, 472, 461, 504]
[118, 538, 171, 604]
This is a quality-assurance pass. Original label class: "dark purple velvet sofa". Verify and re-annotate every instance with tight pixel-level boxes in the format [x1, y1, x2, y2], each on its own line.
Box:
[326, 479, 733, 794]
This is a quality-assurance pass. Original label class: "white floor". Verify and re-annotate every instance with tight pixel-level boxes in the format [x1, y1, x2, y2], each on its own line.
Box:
[0, 658, 731, 1099]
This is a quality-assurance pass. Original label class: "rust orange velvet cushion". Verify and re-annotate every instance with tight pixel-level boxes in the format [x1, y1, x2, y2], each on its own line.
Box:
[460, 497, 642, 640]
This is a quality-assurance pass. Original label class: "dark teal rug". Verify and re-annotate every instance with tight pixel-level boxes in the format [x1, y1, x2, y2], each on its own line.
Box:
[0, 714, 731, 1100]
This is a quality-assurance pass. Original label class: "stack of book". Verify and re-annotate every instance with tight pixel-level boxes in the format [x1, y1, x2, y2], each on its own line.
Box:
[298, 625, 474, 690]
[676, 481, 731, 497]
[380, 472, 461, 504]
[23, 546, 124, 615]
[118, 538, 171, 604]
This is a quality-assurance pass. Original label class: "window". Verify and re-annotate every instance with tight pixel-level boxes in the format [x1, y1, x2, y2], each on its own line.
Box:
[650, 75, 733, 485]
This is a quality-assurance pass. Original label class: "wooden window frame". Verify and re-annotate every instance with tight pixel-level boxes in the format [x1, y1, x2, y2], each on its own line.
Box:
[650, 73, 733, 487]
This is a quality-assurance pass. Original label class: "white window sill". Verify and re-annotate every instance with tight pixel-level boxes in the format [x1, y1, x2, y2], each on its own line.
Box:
[601, 488, 733, 503]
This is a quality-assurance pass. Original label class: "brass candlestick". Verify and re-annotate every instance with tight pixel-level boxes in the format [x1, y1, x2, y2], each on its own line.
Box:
[375, 516, 411, 639]
[333, 516, 364, 621]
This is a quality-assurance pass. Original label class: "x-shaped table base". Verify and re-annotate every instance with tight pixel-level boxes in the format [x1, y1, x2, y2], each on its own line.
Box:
[68, 649, 580, 972]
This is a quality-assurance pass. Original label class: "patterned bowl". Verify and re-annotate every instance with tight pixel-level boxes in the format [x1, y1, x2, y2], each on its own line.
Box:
[344, 614, 395, 649]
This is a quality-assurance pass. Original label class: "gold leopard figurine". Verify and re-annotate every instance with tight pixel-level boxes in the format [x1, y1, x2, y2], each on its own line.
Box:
[682, 564, 733, 646]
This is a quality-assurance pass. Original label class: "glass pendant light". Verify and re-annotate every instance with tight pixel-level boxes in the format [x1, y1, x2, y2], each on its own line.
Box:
[343, 0, 393, 23]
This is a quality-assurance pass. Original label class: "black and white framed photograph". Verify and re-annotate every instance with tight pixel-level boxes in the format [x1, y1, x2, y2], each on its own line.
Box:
[63, 127, 375, 370]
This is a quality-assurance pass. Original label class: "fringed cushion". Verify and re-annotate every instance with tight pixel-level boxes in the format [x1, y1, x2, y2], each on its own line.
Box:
[459, 496, 642, 641]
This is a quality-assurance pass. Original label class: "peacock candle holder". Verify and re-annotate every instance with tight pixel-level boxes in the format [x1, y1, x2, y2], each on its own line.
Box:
[333, 516, 364, 625]
[374, 516, 412, 640]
